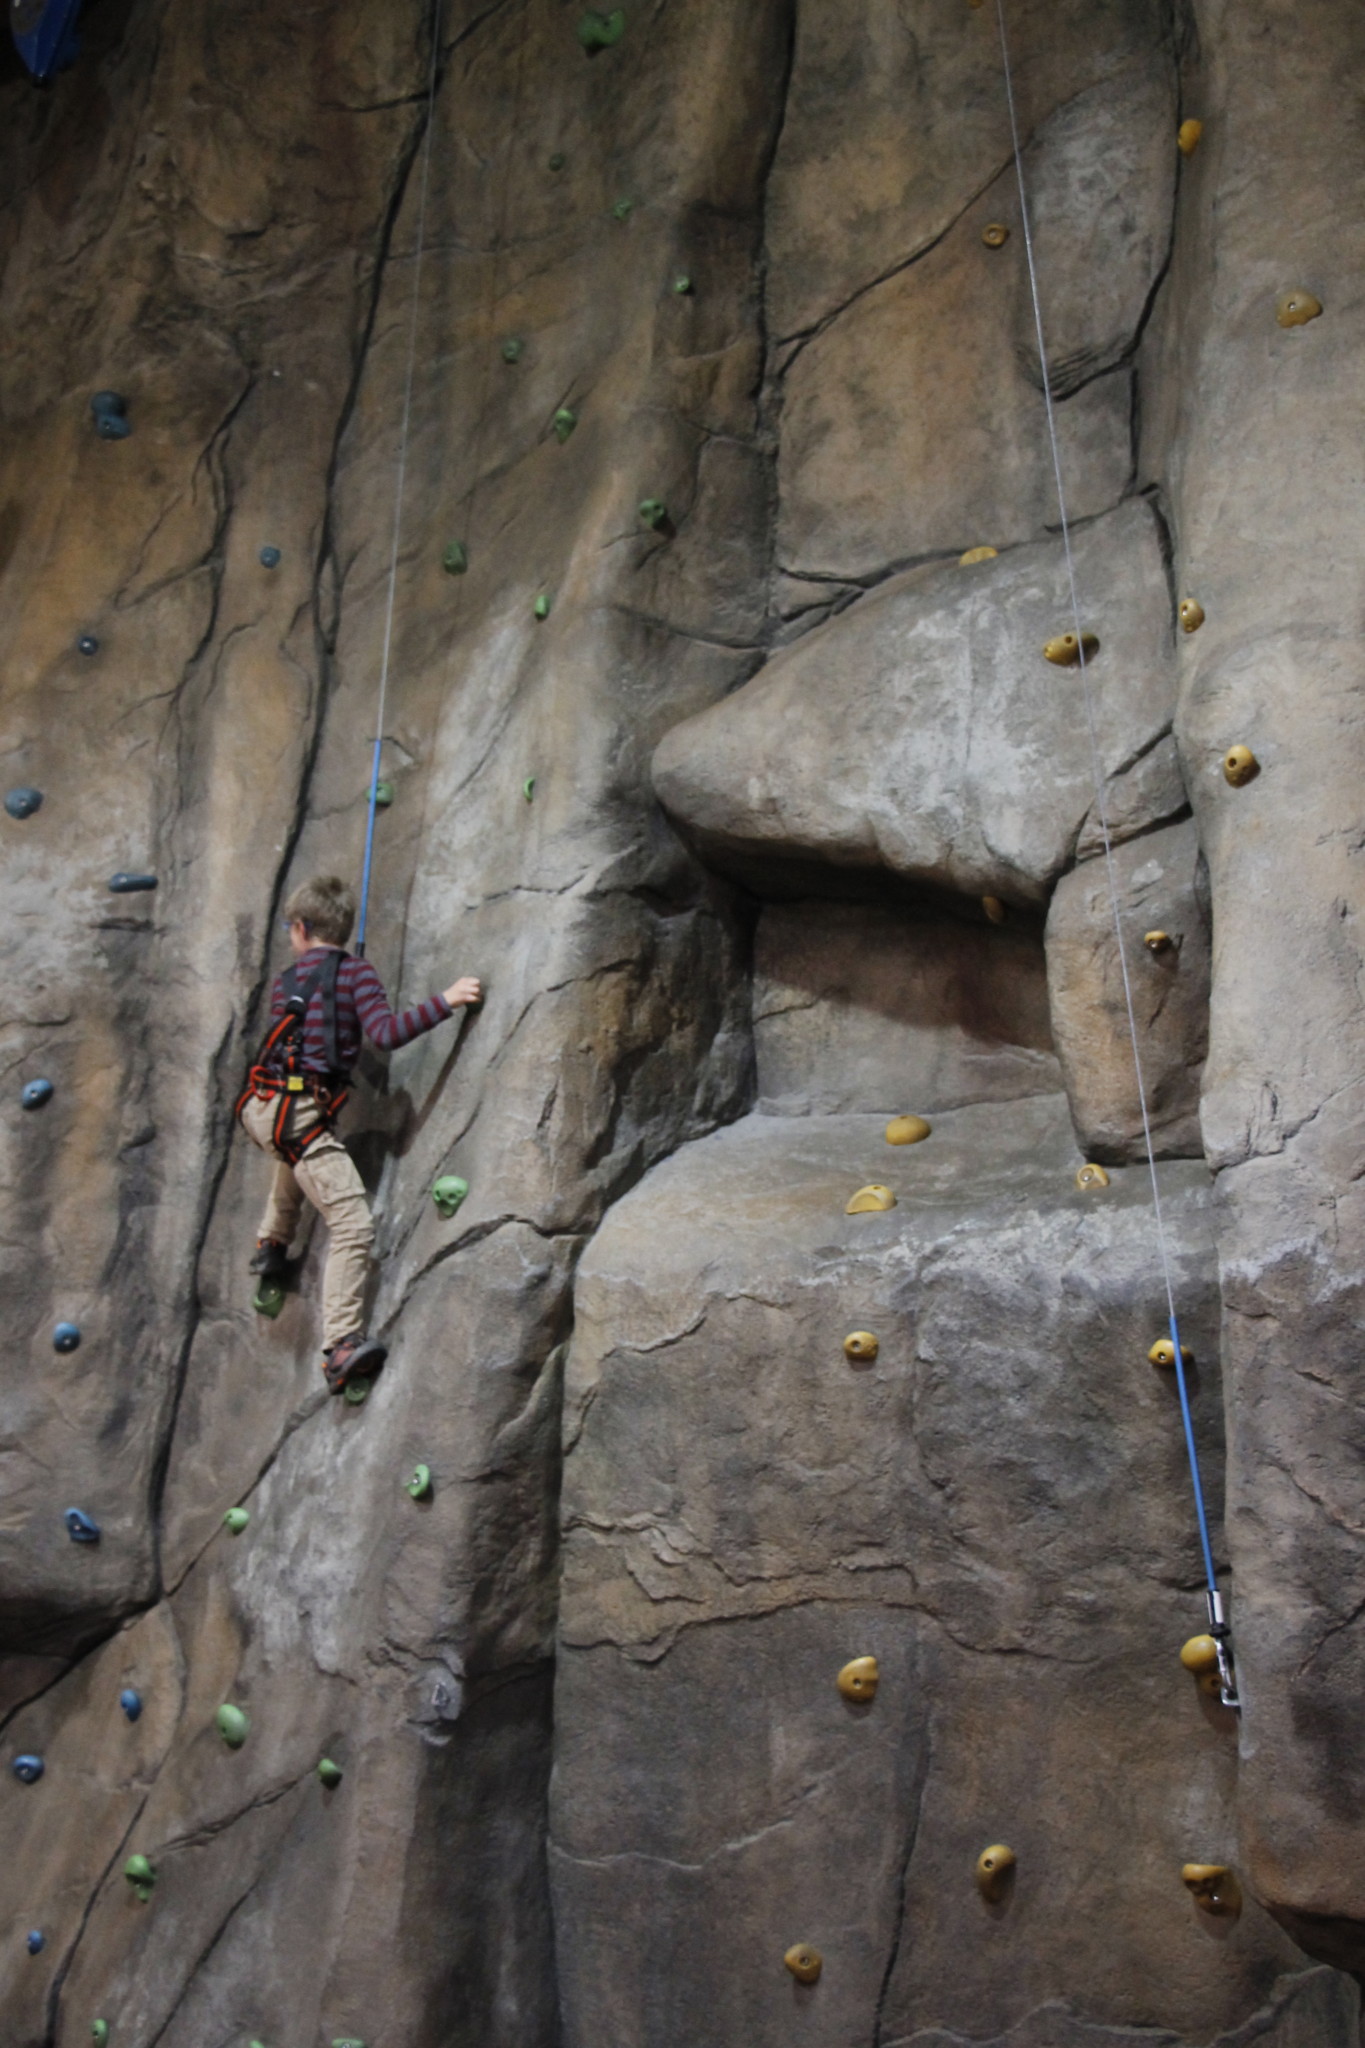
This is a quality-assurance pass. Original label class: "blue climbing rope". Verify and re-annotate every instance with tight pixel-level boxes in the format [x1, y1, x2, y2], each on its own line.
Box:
[355, 0, 443, 958]
[992, 0, 1237, 1706]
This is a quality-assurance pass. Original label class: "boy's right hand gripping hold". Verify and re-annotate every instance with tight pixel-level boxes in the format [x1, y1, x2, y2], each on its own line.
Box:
[444, 975, 483, 1008]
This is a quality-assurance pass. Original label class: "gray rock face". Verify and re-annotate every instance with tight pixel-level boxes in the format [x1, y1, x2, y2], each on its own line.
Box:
[654, 500, 1177, 907]
[1046, 820, 1210, 1161]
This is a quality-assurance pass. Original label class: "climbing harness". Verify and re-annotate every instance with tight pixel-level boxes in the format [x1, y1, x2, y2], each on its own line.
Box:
[992, 0, 1237, 1708]
[354, 0, 443, 959]
[235, 952, 350, 1167]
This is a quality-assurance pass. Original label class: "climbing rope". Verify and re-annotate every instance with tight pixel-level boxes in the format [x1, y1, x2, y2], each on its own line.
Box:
[355, 0, 444, 958]
[991, 0, 1237, 1706]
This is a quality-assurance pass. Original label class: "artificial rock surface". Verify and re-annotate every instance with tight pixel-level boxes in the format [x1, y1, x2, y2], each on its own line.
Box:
[1, 0, 1363, 2041]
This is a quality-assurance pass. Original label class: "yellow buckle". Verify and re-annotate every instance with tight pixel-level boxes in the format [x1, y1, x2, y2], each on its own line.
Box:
[286, 1076, 305, 1093]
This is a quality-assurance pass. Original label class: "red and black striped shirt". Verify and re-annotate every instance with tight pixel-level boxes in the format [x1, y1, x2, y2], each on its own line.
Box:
[268, 946, 451, 1077]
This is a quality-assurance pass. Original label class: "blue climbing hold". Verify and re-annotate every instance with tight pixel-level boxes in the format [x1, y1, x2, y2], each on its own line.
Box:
[11, 0, 83, 82]
[13, 1755, 45, 1784]
[108, 873, 158, 893]
[89, 392, 130, 440]
[77, 634, 99, 656]
[64, 1508, 101, 1544]
[26, 1929, 45, 1956]
[259, 545, 281, 569]
[5, 787, 43, 820]
[22, 1079, 54, 1110]
[120, 1688, 143, 1722]
[53, 1322, 81, 1353]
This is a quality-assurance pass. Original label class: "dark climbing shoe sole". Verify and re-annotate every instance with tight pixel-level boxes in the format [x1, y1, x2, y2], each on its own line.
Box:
[324, 1338, 388, 1395]
[249, 1241, 290, 1279]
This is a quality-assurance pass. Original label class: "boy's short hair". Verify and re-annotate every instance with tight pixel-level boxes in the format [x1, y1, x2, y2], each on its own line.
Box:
[283, 875, 356, 946]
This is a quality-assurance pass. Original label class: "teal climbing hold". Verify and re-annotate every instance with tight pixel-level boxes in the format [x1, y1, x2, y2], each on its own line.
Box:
[91, 2025, 109, 2045]
[406, 1464, 433, 1501]
[553, 406, 578, 442]
[501, 336, 524, 364]
[317, 1757, 343, 1788]
[108, 873, 158, 893]
[224, 1507, 250, 1534]
[534, 593, 552, 620]
[373, 780, 394, 808]
[258, 545, 281, 569]
[124, 1854, 155, 1902]
[431, 1175, 469, 1218]
[215, 1704, 250, 1749]
[27, 1929, 45, 1955]
[523, 777, 536, 802]
[90, 392, 130, 440]
[343, 1378, 371, 1407]
[612, 197, 634, 222]
[672, 273, 693, 295]
[638, 497, 668, 529]
[443, 541, 468, 575]
[6, 787, 43, 819]
[577, 8, 625, 51]
[253, 1277, 285, 1319]
[78, 633, 99, 655]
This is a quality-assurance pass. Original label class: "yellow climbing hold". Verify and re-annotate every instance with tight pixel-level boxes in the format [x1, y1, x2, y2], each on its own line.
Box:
[1182, 1864, 1242, 1918]
[981, 895, 1006, 924]
[959, 545, 998, 566]
[1075, 1163, 1110, 1191]
[886, 1115, 931, 1146]
[1222, 745, 1259, 787]
[843, 1331, 880, 1362]
[836, 1656, 880, 1702]
[1148, 1338, 1193, 1370]
[1043, 630, 1100, 667]
[1144, 931, 1172, 953]
[1177, 119, 1203, 156]
[1179, 598, 1205, 633]
[1276, 289, 1322, 329]
[975, 1844, 1016, 1902]
[981, 222, 1009, 248]
[1180, 1635, 1225, 1695]
[846, 1185, 896, 1214]
[784, 1944, 823, 1984]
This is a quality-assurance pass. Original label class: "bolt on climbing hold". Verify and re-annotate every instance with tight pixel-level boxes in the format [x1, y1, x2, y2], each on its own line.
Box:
[534, 593, 552, 620]
[215, 1704, 250, 1749]
[373, 780, 394, 807]
[78, 633, 99, 656]
[959, 545, 997, 566]
[53, 1321, 82, 1352]
[1177, 119, 1203, 156]
[27, 1930, 45, 1955]
[836, 1656, 879, 1702]
[65, 1508, 101, 1543]
[501, 337, 524, 365]
[253, 1276, 285, 1319]
[124, 1854, 155, 1902]
[612, 197, 634, 222]
[981, 895, 1006, 924]
[1075, 1163, 1110, 1190]
[22, 1078, 54, 1109]
[108, 872, 158, 893]
[317, 1758, 343, 1788]
[981, 221, 1009, 247]
[406, 1464, 433, 1501]
[90, 392, 130, 439]
[783, 1944, 822, 1985]
[443, 540, 468, 575]
[1148, 1337, 1193, 1370]
[577, 7, 625, 50]
[975, 1844, 1016, 1902]
[1182, 1864, 1242, 1918]
[344, 1378, 371, 1406]
[638, 498, 667, 530]
[1180, 1636, 1225, 1697]
[224, 1507, 250, 1534]
[92, 2025, 109, 2045]
[1043, 630, 1100, 667]
[5, 786, 43, 819]
[1179, 598, 1205, 633]
[1222, 744, 1259, 787]
[120, 1689, 143, 1721]
[553, 407, 578, 441]
[846, 1184, 896, 1214]
[548, 152, 566, 171]
[1144, 931, 1172, 953]
[523, 777, 536, 802]
[886, 1114, 931, 1146]
[13, 1754, 45, 1783]
[432, 1174, 469, 1218]
[672, 272, 693, 295]
[1276, 289, 1322, 329]
[843, 1331, 879, 1362]
[258, 545, 281, 569]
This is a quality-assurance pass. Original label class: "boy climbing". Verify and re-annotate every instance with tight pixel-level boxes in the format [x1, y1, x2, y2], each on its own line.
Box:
[237, 875, 481, 1393]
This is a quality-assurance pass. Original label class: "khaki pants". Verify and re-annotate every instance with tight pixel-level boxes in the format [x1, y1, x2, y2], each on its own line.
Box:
[240, 1092, 374, 1350]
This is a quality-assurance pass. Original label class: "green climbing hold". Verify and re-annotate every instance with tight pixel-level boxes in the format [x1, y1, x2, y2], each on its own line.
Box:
[317, 1758, 343, 1788]
[443, 541, 468, 575]
[253, 1277, 286, 1319]
[612, 197, 634, 222]
[523, 777, 536, 803]
[432, 1175, 469, 1219]
[548, 152, 566, 172]
[332, 2039, 367, 2048]
[91, 2026, 108, 2046]
[124, 1854, 155, 1902]
[673, 273, 693, 295]
[343, 1378, 371, 1407]
[534, 593, 552, 620]
[407, 1464, 433, 1501]
[576, 9, 625, 52]
[215, 1704, 250, 1749]
[501, 336, 524, 364]
[553, 407, 578, 442]
[373, 780, 394, 808]
[638, 497, 668, 530]
[224, 1507, 250, 1534]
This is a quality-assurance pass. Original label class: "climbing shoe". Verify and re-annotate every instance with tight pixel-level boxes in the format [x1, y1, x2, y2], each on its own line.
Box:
[323, 1333, 388, 1396]
[249, 1238, 290, 1279]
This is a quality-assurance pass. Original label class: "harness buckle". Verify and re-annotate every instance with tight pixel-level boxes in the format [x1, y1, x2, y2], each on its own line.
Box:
[286, 1076, 305, 1093]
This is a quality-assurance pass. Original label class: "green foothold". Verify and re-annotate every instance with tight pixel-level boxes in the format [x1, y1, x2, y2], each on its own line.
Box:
[253, 1276, 286, 1319]
[317, 1758, 343, 1788]
[523, 777, 536, 803]
[407, 1463, 433, 1501]
[501, 336, 524, 364]
[373, 780, 394, 808]
[638, 497, 668, 530]
[123, 1853, 155, 1902]
[224, 1507, 250, 1534]
[215, 1703, 250, 1749]
[576, 8, 625, 52]
[92, 2026, 109, 2046]
[534, 593, 552, 620]
[553, 406, 578, 442]
[443, 540, 468, 575]
[332, 2039, 367, 2048]
[672, 273, 693, 295]
[431, 1174, 469, 1219]
[548, 152, 566, 171]
[343, 1377, 371, 1407]
[612, 197, 634, 222]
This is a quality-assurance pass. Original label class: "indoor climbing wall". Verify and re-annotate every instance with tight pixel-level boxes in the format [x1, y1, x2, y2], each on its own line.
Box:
[0, 0, 1362, 2045]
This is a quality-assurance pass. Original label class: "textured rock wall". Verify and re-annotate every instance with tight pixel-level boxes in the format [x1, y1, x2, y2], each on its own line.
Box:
[1, 0, 1363, 2043]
